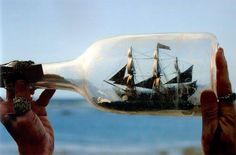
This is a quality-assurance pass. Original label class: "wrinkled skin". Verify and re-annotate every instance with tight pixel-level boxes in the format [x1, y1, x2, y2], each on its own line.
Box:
[201, 48, 236, 155]
[0, 80, 55, 155]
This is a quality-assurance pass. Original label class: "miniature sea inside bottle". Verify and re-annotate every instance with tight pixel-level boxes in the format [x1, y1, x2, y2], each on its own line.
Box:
[36, 33, 219, 116]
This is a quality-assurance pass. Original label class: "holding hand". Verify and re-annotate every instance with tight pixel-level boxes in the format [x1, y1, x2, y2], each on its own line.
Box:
[201, 48, 236, 154]
[0, 80, 55, 155]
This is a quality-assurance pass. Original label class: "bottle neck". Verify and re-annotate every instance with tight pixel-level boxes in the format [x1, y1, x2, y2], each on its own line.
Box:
[35, 59, 85, 96]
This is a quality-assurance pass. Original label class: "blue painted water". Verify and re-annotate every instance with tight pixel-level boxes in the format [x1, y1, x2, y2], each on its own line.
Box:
[0, 99, 202, 155]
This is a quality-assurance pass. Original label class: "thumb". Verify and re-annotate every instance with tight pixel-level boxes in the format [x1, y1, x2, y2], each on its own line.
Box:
[201, 90, 218, 152]
[36, 89, 56, 107]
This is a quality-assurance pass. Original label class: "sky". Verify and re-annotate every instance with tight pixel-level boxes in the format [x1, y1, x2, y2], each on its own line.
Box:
[1, 0, 236, 98]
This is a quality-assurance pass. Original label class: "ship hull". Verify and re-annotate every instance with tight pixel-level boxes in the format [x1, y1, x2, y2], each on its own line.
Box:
[97, 85, 196, 112]
[102, 43, 198, 114]
[97, 100, 195, 111]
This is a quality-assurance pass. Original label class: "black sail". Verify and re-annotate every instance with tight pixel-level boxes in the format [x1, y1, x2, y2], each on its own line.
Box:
[166, 65, 193, 84]
[109, 64, 127, 83]
[135, 77, 155, 89]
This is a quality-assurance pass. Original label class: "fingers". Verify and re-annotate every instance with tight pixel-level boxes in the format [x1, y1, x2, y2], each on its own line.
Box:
[215, 48, 236, 153]
[1, 113, 17, 129]
[216, 48, 232, 97]
[215, 47, 235, 113]
[6, 89, 15, 101]
[36, 89, 56, 107]
[201, 90, 219, 153]
[15, 80, 31, 101]
[32, 89, 55, 116]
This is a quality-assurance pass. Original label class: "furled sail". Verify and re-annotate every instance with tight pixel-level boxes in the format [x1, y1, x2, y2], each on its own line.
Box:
[152, 46, 161, 88]
[127, 47, 135, 75]
[110, 47, 136, 87]
[166, 65, 193, 84]
[126, 47, 135, 87]
[152, 47, 161, 77]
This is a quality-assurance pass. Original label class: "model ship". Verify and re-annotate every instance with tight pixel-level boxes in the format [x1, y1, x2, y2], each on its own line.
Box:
[98, 43, 197, 112]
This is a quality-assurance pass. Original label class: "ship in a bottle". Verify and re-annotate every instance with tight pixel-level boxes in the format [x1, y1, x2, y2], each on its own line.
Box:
[97, 43, 198, 112]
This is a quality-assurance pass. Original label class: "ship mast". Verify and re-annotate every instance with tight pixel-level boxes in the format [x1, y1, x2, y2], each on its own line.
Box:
[152, 44, 161, 89]
[175, 57, 181, 81]
[135, 43, 170, 90]
[126, 47, 135, 88]
[175, 57, 181, 105]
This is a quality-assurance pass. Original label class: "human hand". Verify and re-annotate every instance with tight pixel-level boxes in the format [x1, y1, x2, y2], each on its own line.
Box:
[0, 80, 55, 155]
[201, 48, 236, 154]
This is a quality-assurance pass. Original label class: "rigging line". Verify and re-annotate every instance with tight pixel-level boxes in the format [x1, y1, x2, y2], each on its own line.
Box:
[160, 68, 176, 80]
[135, 51, 151, 56]
[177, 58, 193, 65]
[133, 48, 153, 58]
[165, 72, 178, 76]
[133, 55, 152, 59]
[161, 53, 192, 66]
[161, 63, 172, 71]
[136, 75, 152, 80]
[133, 47, 152, 53]
[159, 58, 175, 61]
[105, 63, 123, 80]
[133, 58, 144, 77]
[136, 74, 151, 81]
[133, 58, 150, 80]
[133, 57, 153, 60]
[159, 63, 168, 82]
[160, 49, 193, 65]
[169, 71, 179, 75]
[162, 52, 176, 58]
[136, 75, 152, 77]
[133, 56, 176, 61]
[104, 52, 127, 80]
[103, 80, 126, 91]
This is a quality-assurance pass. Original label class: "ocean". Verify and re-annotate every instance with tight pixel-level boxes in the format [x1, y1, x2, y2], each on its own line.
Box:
[0, 99, 202, 155]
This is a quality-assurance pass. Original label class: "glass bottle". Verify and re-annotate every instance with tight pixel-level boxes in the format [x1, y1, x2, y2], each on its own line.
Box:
[33, 33, 218, 116]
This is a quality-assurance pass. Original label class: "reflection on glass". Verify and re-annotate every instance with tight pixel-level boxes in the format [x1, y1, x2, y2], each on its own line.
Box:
[34, 33, 218, 116]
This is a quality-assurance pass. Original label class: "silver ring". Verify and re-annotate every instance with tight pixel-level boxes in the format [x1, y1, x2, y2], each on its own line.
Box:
[13, 96, 31, 115]
[218, 93, 236, 103]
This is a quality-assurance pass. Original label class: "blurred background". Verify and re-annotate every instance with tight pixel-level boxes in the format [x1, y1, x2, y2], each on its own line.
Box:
[0, 0, 235, 154]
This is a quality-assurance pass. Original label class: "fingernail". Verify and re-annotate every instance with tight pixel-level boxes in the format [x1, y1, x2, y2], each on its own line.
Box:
[218, 47, 224, 57]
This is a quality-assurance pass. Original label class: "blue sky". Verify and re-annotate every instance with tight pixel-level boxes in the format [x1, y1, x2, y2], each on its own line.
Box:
[1, 0, 236, 98]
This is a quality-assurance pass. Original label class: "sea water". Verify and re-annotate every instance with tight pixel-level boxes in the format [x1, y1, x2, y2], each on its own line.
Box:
[0, 99, 202, 155]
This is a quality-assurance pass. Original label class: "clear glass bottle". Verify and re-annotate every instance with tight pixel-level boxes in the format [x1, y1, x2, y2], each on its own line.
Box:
[35, 33, 218, 116]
